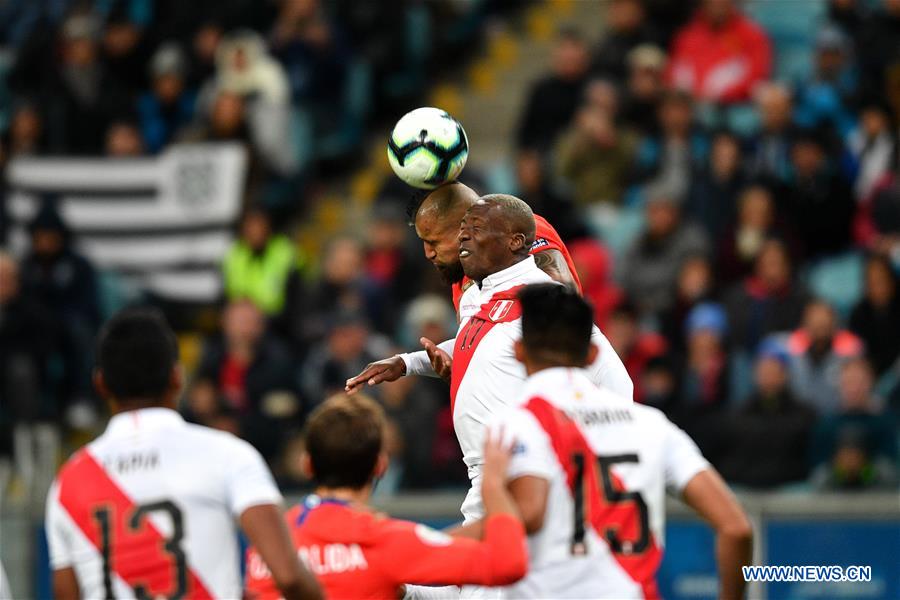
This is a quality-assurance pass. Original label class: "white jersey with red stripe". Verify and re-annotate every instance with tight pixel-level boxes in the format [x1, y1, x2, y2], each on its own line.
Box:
[495, 367, 709, 599]
[401, 257, 633, 526]
[45, 407, 282, 600]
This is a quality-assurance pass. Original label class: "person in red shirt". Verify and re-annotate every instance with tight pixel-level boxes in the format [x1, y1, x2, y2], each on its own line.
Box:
[666, 0, 772, 104]
[244, 394, 528, 600]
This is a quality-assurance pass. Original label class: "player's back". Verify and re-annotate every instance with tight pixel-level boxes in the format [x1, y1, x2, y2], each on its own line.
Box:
[46, 407, 282, 599]
[245, 495, 528, 599]
[502, 367, 708, 599]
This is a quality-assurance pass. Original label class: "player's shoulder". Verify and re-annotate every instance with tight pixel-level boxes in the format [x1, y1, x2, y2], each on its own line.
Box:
[177, 421, 264, 458]
[376, 516, 455, 548]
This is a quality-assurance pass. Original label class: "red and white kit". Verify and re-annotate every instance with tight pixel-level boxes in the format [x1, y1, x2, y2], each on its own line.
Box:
[45, 407, 282, 599]
[401, 256, 633, 524]
[496, 367, 710, 599]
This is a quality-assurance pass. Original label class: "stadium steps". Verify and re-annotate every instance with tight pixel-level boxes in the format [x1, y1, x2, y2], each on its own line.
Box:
[293, 0, 605, 259]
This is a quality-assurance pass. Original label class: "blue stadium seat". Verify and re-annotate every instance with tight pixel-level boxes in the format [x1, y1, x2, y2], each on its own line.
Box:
[803, 251, 865, 318]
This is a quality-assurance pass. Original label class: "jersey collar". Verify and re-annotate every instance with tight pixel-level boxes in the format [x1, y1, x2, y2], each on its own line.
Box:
[104, 407, 185, 437]
[479, 255, 541, 295]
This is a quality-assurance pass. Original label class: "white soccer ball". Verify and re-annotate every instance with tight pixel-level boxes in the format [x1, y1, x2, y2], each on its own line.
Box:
[387, 107, 469, 189]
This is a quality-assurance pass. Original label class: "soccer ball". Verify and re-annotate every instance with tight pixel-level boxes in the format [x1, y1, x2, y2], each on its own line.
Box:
[387, 107, 469, 189]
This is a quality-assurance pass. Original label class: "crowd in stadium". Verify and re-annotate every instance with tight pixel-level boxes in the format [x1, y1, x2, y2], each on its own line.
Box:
[1, 0, 899, 498]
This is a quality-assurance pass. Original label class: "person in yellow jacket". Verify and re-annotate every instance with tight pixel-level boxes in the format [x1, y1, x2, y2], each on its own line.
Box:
[223, 207, 302, 315]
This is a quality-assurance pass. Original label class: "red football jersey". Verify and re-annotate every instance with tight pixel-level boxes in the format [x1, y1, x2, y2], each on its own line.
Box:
[244, 497, 527, 600]
[451, 214, 581, 312]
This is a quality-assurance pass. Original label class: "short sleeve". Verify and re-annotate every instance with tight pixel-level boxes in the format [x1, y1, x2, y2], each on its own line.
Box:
[663, 420, 710, 493]
[223, 437, 283, 516]
[45, 481, 75, 570]
[587, 326, 634, 401]
[492, 410, 556, 482]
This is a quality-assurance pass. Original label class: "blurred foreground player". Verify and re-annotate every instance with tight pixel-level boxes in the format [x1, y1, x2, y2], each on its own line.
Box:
[480, 284, 752, 599]
[45, 309, 321, 600]
[244, 394, 528, 599]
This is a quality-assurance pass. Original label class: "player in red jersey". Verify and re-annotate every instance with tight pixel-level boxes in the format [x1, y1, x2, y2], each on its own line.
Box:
[244, 394, 528, 600]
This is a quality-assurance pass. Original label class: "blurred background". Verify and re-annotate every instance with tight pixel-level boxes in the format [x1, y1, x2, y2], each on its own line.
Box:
[0, 0, 898, 598]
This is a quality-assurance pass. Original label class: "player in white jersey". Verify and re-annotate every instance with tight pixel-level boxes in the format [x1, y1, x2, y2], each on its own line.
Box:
[346, 196, 632, 527]
[45, 309, 321, 600]
[478, 284, 753, 599]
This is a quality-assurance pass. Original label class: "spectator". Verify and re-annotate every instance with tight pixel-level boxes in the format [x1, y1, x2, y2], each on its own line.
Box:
[717, 185, 795, 284]
[104, 119, 145, 157]
[719, 340, 817, 487]
[5, 101, 47, 157]
[667, 0, 772, 104]
[619, 44, 667, 135]
[724, 239, 810, 353]
[679, 302, 730, 410]
[857, 0, 900, 107]
[748, 82, 796, 183]
[640, 355, 680, 412]
[223, 206, 298, 317]
[812, 358, 897, 463]
[781, 129, 855, 259]
[21, 202, 101, 344]
[100, 7, 151, 96]
[568, 238, 623, 329]
[794, 26, 858, 139]
[622, 183, 710, 316]
[190, 299, 299, 461]
[787, 299, 864, 414]
[605, 300, 668, 403]
[137, 42, 197, 153]
[591, 0, 661, 84]
[685, 130, 747, 239]
[827, 0, 867, 42]
[0, 252, 62, 503]
[268, 0, 353, 108]
[846, 102, 897, 202]
[302, 236, 383, 342]
[41, 14, 129, 154]
[299, 311, 391, 404]
[363, 206, 422, 331]
[555, 104, 638, 205]
[849, 254, 900, 376]
[633, 89, 708, 197]
[515, 150, 584, 241]
[516, 28, 591, 152]
[660, 255, 717, 353]
[811, 429, 898, 490]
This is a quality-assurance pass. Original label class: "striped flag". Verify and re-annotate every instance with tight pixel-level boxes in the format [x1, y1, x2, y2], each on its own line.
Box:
[4, 143, 247, 303]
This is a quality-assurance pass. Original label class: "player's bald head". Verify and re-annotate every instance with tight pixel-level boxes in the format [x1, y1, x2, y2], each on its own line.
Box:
[415, 182, 480, 224]
[472, 194, 536, 246]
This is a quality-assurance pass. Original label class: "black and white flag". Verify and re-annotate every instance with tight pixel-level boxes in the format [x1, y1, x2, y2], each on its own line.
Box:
[5, 143, 247, 303]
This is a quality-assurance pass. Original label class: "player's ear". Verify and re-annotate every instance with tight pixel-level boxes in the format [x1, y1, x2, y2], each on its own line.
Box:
[373, 452, 389, 479]
[584, 343, 599, 367]
[93, 369, 109, 399]
[299, 451, 314, 479]
[514, 339, 527, 365]
[510, 232, 526, 252]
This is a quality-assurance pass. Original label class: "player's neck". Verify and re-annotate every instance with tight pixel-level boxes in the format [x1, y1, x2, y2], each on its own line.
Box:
[476, 253, 528, 286]
[524, 359, 580, 376]
[314, 486, 370, 507]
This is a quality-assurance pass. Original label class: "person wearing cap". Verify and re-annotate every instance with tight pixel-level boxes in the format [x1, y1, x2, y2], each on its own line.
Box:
[794, 26, 858, 138]
[622, 181, 710, 316]
[620, 44, 667, 134]
[717, 336, 818, 488]
[679, 302, 730, 410]
[138, 42, 197, 153]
